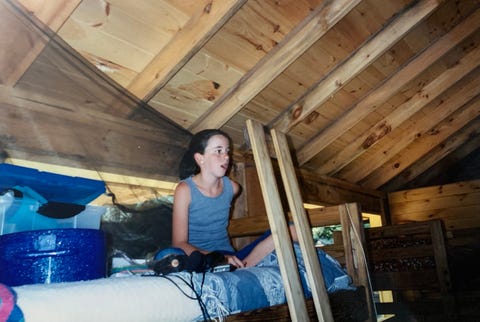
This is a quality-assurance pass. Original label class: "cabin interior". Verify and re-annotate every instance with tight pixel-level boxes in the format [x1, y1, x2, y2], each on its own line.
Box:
[1, 0, 480, 321]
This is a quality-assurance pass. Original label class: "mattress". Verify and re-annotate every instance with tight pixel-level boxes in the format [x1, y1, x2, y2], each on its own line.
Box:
[4, 244, 352, 321]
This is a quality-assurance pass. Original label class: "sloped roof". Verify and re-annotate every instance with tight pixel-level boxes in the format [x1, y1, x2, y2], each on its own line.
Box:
[1, 0, 479, 197]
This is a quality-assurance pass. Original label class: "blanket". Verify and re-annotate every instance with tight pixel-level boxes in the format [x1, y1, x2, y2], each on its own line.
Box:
[189, 243, 353, 320]
[0, 284, 24, 322]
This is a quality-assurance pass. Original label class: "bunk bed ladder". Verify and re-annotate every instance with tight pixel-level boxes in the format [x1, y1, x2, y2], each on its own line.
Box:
[246, 119, 333, 322]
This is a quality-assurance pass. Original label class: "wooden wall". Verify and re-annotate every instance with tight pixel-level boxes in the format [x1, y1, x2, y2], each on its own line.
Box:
[388, 179, 480, 318]
[388, 179, 480, 231]
[388, 179, 480, 269]
[388, 179, 480, 270]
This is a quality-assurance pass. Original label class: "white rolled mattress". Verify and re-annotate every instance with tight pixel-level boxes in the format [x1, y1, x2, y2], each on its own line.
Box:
[14, 275, 202, 322]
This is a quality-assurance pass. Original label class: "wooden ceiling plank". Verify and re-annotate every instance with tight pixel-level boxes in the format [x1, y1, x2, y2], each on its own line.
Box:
[270, 0, 443, 134]
[127, 0, 247, 101]
[0, 85, 189, 144]
[317, 38, 480, 176]
[0, 86, 189, 182]
[16, 0, 80, 29]
[361, 95, 480, 189]
[341, 67, 480, 183]
[296, 7, 480, 166]
[3, 0, 81, 86]
[383, 120, 480, 192]
[189, 0, 361, 134]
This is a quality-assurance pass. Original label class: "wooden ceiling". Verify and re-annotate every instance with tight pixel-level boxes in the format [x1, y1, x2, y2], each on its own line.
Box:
[1, 0, 479, 203]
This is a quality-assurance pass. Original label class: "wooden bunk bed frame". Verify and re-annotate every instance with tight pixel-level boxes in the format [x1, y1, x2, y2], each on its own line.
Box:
[228, 203, 374, 322]
[223, 120, 376, 322]
[229, 202, 456, 321]
[224, 120, 459, 321]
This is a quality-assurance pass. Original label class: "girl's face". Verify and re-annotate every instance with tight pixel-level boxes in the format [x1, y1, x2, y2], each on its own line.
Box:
[197, 134, 230, 177]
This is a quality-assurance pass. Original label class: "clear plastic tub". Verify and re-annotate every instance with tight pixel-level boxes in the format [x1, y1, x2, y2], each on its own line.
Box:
[0, 192, 104, 235]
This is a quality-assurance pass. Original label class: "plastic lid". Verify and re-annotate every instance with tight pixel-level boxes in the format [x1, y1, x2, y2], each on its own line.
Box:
[0, 164, 105, 205]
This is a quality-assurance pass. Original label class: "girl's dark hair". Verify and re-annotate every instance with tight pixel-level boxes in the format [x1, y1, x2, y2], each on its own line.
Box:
[179, 129, 231, 180]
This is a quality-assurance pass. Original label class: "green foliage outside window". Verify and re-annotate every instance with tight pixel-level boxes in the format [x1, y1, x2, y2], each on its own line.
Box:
[312, 225, 340, 245]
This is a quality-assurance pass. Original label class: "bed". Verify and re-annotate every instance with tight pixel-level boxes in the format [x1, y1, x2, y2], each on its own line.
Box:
[0, 201, 372, 322]
[2, 239, 359, 322]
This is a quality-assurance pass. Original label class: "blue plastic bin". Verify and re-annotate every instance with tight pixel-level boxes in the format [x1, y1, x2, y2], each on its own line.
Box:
[0, 229, 107, 286]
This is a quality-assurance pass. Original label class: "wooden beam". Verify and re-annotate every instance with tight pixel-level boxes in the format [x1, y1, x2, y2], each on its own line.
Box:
[297, 10, 480, 164]
[362, 96, 480, 189]
[297, 1, 470, 165]
[127, 0, 247, 101]
[1, 0, 80, 86]
[246, 119, 309, 322]
[338, 203, 375, 321]
[317, 38, 480, 175]
[271, 128, 334, 322]
[239, 151, 385, 215]
[270, 0, 443, 134]
[298, 169, 385, 214]
[229, 203, 370, 238]
[341, 70, 480, 184]
[189, 0, 360, 133]
[383, 118, 480, 191]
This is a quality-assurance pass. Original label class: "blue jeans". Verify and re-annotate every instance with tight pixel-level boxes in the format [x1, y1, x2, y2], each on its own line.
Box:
[221, 229, 272, 260]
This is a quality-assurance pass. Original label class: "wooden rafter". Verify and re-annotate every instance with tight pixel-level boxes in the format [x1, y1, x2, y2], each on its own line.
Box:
[342, 70, 480, 184]
[362, 93, 480, 188]
[296, 8, 480, 166]
[269, 0, 443, 133]
[384, 117, 480, 191]
[318, 40, 480, 175]
[127, 0, 247, 101]
[1, 0, 80, 86]
[189, 0, 361, 133]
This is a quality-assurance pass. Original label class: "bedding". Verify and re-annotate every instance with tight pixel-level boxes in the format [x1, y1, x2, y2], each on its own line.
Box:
[0, 284, 23, 322]
[6, 244, 352, 322]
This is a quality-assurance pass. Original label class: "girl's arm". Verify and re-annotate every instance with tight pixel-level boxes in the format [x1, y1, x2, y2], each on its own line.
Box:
[230, 179, 240, 197]
[171, 181, 202, 255]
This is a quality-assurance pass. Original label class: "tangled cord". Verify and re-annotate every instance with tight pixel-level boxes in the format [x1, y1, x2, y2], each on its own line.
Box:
[144, 272, 211, 321]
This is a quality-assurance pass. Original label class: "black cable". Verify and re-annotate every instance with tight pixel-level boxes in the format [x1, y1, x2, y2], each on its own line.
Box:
[190, 272, 210, 321]
[143, 272, 212, 321]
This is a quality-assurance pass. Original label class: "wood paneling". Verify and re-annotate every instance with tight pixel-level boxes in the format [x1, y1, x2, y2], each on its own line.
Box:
[389, 179, 480, 231]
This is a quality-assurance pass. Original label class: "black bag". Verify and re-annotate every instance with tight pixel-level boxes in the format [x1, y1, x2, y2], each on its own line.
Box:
[185, 251, 227, 273]
[151, 253, 188, 275]
[151, 250, 228, 275]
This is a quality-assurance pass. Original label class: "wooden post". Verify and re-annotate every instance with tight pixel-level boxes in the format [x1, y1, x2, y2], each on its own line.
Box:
[271, 128, 334, 322]
[246, 119, 309, 322]
[339, 203, 376, 321]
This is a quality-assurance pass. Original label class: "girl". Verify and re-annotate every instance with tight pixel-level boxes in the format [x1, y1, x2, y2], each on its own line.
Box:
[172, 129, 288, 268]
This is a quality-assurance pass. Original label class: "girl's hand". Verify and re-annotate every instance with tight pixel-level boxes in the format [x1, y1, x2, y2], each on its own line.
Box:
[225, 255, 245, 268]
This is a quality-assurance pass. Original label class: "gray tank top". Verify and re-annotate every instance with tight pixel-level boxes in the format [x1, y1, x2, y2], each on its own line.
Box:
[185, 176, 234, 252]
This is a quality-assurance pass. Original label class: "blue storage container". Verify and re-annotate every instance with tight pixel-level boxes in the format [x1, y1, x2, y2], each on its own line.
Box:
[0, 229, 107, 286]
